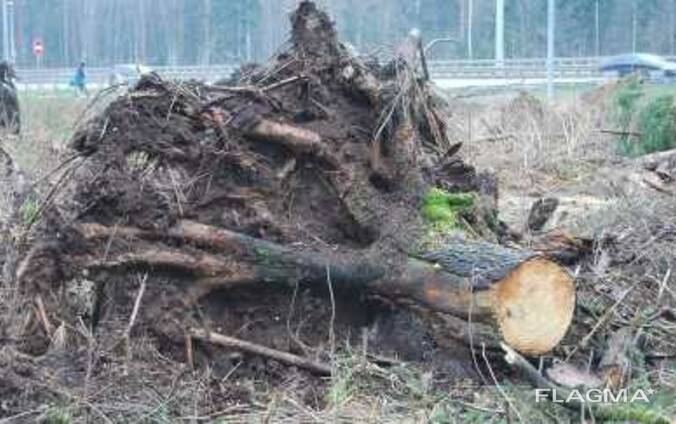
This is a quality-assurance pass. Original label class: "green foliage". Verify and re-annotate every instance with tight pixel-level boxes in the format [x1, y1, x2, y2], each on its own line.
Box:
[632, 94, 676, 155]
[613, 79, 676, 157]
[421, 188, 475, 231]
[614, 77, 644, 130]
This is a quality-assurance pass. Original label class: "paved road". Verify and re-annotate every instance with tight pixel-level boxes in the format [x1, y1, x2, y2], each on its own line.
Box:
[13, 58, 612, 93]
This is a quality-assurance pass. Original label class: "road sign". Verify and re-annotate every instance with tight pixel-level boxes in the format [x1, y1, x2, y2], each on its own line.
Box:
[32, 38, 44, 57]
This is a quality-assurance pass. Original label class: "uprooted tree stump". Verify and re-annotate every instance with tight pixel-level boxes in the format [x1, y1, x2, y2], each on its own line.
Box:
[8, 1, 574, 361]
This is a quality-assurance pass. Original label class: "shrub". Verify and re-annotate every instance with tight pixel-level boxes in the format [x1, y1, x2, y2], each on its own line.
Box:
[613, 78, 676, 156]
[634, 94, 676, 155]
[613, 77, 644, 129]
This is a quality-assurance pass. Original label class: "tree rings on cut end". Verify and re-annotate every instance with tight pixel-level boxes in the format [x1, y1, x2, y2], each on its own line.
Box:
[491, 257, 575, 355]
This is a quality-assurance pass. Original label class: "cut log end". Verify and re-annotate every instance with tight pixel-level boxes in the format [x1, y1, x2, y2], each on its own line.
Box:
[491, 257, 575, 355]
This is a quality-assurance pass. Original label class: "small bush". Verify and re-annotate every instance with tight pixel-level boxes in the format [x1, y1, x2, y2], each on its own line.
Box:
[634, 94, 676, 155]
[613, 78, 676, 156]
[613, 77, 644, 129]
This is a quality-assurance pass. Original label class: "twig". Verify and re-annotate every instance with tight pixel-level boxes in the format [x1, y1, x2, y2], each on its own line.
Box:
[276, 157, 297, 181]
[566, 286, 634, 361]
[482, 343, 524, 423]
[123, 273, 148, 375]
[0, 406, 48, 423]
[34, 294, 53, 336]
[286, 278, 312, 356]
[261, 75, 306, 92]
[326, 265, 336, 358]
[472, 134, 516, 143]
[21, 155, 84, 235]
[599, 129, 642, 137]
[185, 332, 194, 371]
[27, 153, 81, 189]
[208, 75, 306, 96]
[190, 328, 332, 376]
[657, 267, 672, 303]
[73, 83, 127, 128]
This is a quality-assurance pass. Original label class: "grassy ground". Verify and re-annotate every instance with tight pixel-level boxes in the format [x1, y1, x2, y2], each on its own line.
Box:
[1, 86, 675, 423]
[3, 91, 87, 177]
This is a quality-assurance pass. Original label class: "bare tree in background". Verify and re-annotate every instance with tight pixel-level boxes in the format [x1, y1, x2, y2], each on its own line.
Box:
[2, 0, 675, 67]
[200, 0, 211, 65]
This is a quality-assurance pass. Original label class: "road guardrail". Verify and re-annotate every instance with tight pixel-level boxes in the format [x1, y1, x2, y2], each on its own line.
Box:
[15, 56, 676, 91]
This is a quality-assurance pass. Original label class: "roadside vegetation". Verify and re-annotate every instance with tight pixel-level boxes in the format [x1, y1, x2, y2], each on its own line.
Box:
[613, 77, 676, 156]
[4, 92, 87, 177]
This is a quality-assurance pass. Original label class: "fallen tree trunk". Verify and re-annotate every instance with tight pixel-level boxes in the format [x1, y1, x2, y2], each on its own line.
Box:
[73, 220, 575, 355]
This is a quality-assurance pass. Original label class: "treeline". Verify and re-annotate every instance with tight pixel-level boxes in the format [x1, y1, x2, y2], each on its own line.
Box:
[5, 0, 676, 68]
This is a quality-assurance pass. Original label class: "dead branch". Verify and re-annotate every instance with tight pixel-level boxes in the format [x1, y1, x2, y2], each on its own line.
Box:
[34, 294, 53, 337]
[185, 333, 194, 371]
[190, 328, 332, 376]
[208, 75, 307, 96]
[84, 248, 252, 280]
[599, 129, 642, 137]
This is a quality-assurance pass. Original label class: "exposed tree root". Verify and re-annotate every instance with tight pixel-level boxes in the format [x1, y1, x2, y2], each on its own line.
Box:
[190, 328, 332, 376]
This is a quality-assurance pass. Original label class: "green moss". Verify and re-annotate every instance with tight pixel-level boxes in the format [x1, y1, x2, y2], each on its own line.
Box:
[421, 188, 475, 231]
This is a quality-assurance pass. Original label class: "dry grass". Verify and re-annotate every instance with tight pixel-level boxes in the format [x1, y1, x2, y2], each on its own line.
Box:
[2, 92, 87, 179]
[446, 86, 635, 232]
[459, 90, 614, 190]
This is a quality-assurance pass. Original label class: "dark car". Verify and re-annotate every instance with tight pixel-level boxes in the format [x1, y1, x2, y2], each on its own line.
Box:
[600, 53, 676, 79]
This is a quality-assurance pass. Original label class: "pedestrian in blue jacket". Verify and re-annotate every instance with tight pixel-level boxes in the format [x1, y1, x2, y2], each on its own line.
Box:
[70, 62, 87, 95]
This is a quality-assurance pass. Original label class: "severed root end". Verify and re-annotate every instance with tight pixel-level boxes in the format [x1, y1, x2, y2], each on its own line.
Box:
[491, 258, 575, 355]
